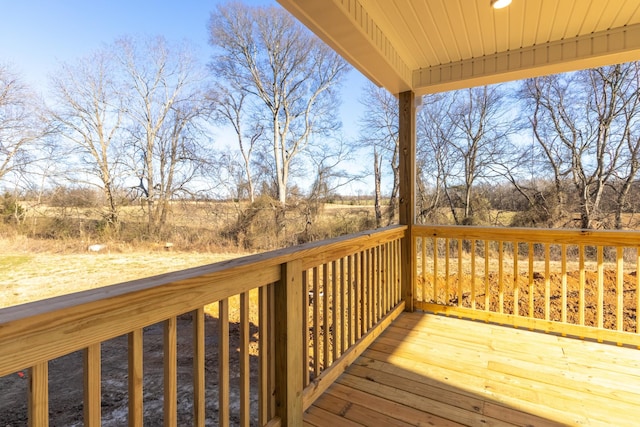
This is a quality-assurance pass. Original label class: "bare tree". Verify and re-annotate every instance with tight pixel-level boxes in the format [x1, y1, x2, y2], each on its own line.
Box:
[416, 92, 457, 224]
[208, 2, 349, 207]
[358, 82, 399, 227]
[524, 63, 640, 229]
[0, 63, 45, 186]
[50, 49, 124, 226]
[445, 85, 514, 225]
[116, 36, 210, 233]
[209, 86, 262, 203]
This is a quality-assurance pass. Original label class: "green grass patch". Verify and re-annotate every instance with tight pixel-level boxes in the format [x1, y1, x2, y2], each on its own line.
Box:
[0, 255, 33, 269]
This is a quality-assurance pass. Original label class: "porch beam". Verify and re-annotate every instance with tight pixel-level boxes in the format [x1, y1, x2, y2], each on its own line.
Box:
[413, 23, 640, 95]
[398, 90, 416, 312]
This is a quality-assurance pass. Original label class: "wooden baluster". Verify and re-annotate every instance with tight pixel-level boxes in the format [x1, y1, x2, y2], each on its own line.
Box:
[597, 246, 604, 331]
[128, 329, 143, 427]
[579, 245, 586, 328]
[528, 242, 534, 319]
[485, 240, 490, 312]
[323, 263, 330, 368]
[457, 239, 463, 308]
[433, 237, 439, 305]
[240, 292, 251, 426]
[219, 299, 229, 427]
[259, 287, 269, 425]
[499, 241, 504, 314]
[84, 343, 101, 427]
[332, 259, 339, 363]
[445, 238, 450, 305]
[164, 317, 177, 427]
[616, 247, 624, 335]
[421, 237, 427, 303]
[545, 244, 551, 322]
[312, 266, 320, 377]
[513, 242, 519, 317]
[561, 244, 567, 326]
[193, 308, 205, 427]
[29, 362, 49, 427]
[302, 272, 310, 387]
[353, 252, 365, 340]
[471, 239, 476, 309]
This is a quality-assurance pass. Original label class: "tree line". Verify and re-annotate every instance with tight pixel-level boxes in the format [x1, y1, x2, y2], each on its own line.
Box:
[365, 62, 640, 230]
[2, 2, 640, 245]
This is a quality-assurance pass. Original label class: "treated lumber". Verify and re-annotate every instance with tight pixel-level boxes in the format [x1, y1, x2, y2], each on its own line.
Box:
[28, 362, 48, 427]
[325, 382, 464, 427]
[274, 260, 303, 426]
[83, 343, 101, 427]
[0, 226, 405, 377]
[313, 392, 414, 426]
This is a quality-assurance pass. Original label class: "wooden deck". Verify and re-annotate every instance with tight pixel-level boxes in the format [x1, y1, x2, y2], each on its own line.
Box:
[303, 312, 640, 426]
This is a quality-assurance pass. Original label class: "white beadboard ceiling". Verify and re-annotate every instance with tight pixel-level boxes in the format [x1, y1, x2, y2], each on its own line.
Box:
[276, 0, 640, 95]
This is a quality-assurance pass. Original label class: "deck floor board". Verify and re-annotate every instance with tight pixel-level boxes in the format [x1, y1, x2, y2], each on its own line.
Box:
[303, 312, 640, 426]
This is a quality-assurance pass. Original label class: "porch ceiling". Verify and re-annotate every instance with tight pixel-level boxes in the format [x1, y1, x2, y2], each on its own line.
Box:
[276, 0, 640, 95]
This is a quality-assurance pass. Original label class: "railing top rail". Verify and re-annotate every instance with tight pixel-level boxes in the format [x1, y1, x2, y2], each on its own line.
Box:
[0, 225, 406, 376]
[414, 225, 640, 247]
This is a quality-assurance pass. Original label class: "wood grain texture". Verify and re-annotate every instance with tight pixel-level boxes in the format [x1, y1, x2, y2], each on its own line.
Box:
[28, 362, 48, 427]
[128, 329, 143, 427]
[305, 312, 640, 426]
[83, 343, 101, 427]
[192, 308, 205, 427]
[399, 90, 415, 312]
[163, 317, 177, 427]
[274, 260, 303, 426]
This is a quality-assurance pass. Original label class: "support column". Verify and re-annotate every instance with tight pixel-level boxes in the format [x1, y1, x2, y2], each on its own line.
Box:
[399, 91, 416, 312]
[274, 259, 303, 425]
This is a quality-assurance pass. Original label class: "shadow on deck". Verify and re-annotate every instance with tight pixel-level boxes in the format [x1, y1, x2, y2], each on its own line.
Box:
[304, 312, 640, 426]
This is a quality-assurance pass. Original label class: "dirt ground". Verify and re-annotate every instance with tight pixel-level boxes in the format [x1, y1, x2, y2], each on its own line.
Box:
[419, 269, 639, 332]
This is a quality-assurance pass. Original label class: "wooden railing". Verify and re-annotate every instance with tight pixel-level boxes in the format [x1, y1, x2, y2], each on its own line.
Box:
[414, 225, 640, 347]
[0, 225, 406, 427]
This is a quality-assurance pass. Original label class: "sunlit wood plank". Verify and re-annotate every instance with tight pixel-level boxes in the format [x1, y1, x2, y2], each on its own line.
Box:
[545, 244, 551, 321]
[597, 246, 604, 331]
[164, 316, 177, 427]
[471, 239, 476, 310]
[528, 242, 534, 319]
[561, 244, 567, 325]
[579, 245, 585, 327]
[302, 271, 310, 388]
[323, 262, 331, 368]
[421, 237, 427, 303]
[259, 286, 268, 425]
[434, 238, 439, 304]
[312, 266, 320, 376]
[83, 343, 101, 427]
[616, 247, 624, 334]
[513, 242, 519, 318]
[240, 292, 251, 426]
[193, 308, 205, 427]
[28, 362, 49, 427]
[457, 239, 463, 307]
[128, 328, 143, 427]
[219, 299, 230, 427]
[445, 238, 450, 304]
[499, 241, 504, 314]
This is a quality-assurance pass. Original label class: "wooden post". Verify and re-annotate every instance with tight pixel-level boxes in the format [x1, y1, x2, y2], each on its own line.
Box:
[399, 90, 416, 312]
[274, 259, 303, 426]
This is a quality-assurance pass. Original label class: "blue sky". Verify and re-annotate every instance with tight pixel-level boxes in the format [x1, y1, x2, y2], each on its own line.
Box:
[0, 0, 367, 140]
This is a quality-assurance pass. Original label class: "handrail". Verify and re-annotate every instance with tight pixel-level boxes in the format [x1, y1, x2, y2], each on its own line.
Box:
[0, 225, 406, 426]
[413, 225, 640, 347]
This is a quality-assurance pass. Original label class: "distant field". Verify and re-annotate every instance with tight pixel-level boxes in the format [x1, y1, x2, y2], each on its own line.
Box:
[0, 242, 243, 308]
